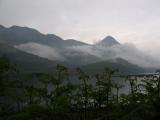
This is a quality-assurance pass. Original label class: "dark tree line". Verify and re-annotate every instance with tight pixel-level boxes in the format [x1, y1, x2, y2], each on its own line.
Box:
[0, 57, 160, 120]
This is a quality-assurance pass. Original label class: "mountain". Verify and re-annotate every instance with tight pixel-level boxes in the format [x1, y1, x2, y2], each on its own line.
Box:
[0, 25, 101, 65]
[0, 25, 156, 73]
[0, 25, 101, 70]
[0, 25, 62, 46]
[95, 36, 120, 47]
[0, 25, 88, 47]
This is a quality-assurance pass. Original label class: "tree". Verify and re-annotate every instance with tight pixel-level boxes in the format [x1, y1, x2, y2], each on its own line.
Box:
[76, 68, 90, 120]
[114, 83, 124, 104]
[0, 56, 19, 117]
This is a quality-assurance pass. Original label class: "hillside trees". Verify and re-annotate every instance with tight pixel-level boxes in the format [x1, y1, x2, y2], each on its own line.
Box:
[1, 57, 160, 120]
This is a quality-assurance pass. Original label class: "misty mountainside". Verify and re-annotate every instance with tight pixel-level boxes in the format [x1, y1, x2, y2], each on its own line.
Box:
[0, 25, 159, 73]
[0, 43, 65, 73]
[81, 58, 146, 74]
[0, 25, 99, 65]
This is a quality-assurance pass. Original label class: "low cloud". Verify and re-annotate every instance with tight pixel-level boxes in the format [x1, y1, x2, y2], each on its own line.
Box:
[15, 42, 160, 69]
[67, 43, 160, 68]
[15, 42, 66, 61]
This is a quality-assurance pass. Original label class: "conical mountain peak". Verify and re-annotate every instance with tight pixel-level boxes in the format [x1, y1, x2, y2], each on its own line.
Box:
[95, 35, 120, 47]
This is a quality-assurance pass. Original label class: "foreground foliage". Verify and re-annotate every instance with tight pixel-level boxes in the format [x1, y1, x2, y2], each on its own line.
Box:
[0, 57, 160, 120]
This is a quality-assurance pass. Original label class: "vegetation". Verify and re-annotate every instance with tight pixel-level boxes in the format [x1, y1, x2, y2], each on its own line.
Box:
[0, 57, 160, 120]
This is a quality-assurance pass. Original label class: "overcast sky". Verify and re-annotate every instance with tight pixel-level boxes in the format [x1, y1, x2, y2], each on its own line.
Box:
[0, 0, 160, 54]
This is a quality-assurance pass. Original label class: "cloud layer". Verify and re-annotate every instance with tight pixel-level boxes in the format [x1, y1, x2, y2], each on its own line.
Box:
[68, 43, 160, 68]
[15, 42, 160, 69]
[15, 42, 66, 61]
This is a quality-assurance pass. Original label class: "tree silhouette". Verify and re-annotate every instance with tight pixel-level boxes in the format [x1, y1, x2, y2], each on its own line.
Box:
[76, 68, 90, 120]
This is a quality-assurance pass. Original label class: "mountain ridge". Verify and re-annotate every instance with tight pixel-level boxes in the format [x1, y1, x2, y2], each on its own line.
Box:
[0, 25, 157, 73]
[0, 25, 89, 47]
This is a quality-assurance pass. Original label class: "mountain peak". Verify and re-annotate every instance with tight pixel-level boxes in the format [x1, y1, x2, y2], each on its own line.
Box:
[102, 36, 120, 46]
[95, 36, 120, 47]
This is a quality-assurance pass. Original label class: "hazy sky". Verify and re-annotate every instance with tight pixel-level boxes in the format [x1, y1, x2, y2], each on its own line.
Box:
[0, 0, 160, 54]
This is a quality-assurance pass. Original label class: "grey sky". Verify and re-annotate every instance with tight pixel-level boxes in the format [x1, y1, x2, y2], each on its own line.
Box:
[0, 0, 160, 54]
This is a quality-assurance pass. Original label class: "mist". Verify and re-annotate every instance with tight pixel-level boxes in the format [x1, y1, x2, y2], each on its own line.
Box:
[15, 42, 66, 61]
[15, 41, 160, 69]
[68, 43, 160, 68]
